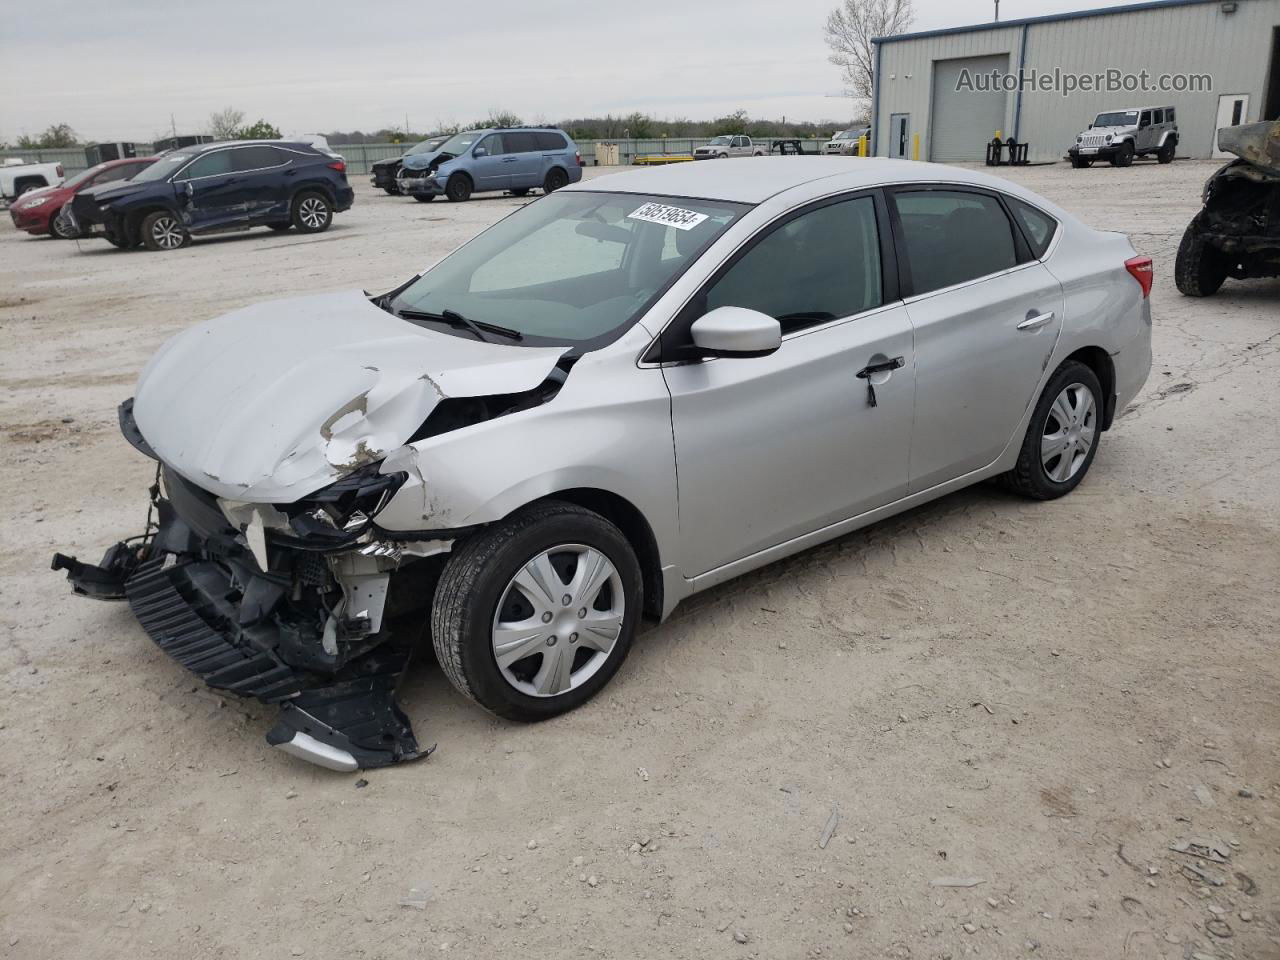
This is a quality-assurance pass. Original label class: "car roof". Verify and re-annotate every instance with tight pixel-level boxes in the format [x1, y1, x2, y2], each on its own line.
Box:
[563, 157, 1022, 205]
[192, 139, 317, 153]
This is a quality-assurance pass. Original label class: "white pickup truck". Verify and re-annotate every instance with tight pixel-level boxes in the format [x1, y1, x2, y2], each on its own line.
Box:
[693, 135, 764, 160]
[1, 158, 65, 203]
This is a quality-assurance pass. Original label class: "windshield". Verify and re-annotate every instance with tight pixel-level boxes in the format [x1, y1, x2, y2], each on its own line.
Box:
[708, 136, 733, 145]
[407, 137, 447, 156]
[1094, 111, 1138, 127]
[389, 191, 748, 347]
[61, 164, 110, 190]
[833, 130, 853, 140]
[434, 131, 483, 155]
[132, 153, 191, 182]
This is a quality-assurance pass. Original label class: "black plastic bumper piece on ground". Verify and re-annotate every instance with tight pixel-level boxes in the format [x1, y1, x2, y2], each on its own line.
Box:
[51, 543, 139, 600]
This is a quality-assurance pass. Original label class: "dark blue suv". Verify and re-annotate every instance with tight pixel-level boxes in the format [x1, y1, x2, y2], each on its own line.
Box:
[67, 140, 355, 251]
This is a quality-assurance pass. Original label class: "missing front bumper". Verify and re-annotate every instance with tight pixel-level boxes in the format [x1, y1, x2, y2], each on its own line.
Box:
[53, 510, 430, 771]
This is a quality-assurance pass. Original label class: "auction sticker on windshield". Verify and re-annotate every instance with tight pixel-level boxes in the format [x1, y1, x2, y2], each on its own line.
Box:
[628, 202, 709, 231]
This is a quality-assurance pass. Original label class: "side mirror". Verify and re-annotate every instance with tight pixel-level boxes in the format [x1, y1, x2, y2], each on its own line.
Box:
[473, 147, 488, 158]
[690, 306, 781, 359]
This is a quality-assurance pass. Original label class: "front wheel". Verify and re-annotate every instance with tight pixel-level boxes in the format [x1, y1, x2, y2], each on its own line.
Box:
[1070, 155, 1092, 169]
[1001, 361, 1103, 500]
[445, 174, 472, 202]
[50, 208, 77, 239]
[432, 501, 641, 721]
[1111, 141, 1134, 167]
[140, 210, 190, 251]
[1174, 217, 1228, 297]
[291, 191, 333, 232]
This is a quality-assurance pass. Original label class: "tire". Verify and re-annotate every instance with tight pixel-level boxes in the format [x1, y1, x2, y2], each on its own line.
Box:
[383, 186, 400, 196]
[291, 191, 333, 232]
[412, 194, 434, 203]
[139, 210, 190, 251]
[717, 152, 728, 159]
[1000, 360, 1103, 500]
[50, 208, 77, 239]
[1174, 216, 1228, 297]
[432, 501, 642, 722]
[542, 168, 569, 194]
[1070, 155, 1092, 169]
[267, 223, 291, 232]
[445, 174, 472, 203]
[1111, 141, 1134, 167]
[1157, 140, 1175, 164]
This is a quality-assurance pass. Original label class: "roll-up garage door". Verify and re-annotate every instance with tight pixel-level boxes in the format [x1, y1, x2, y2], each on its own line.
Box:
[930, 54, 1010, 162]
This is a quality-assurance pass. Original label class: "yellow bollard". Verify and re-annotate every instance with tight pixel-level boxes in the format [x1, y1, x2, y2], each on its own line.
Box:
[912, 134, 920, 161]
[995, 130, 1002, 140]
[857, 134, 867, 157]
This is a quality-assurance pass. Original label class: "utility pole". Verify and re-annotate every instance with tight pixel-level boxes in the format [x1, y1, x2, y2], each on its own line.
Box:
[170, 113, 177, 137]
[994, 0, 1000, 21]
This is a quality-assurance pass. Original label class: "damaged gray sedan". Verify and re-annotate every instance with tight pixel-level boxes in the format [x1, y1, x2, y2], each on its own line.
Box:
[54, 158, 1152, 771]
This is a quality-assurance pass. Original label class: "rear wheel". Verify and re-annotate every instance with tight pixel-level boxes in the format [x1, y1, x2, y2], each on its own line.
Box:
[140, 210, 190, 251]
[1111, 141, 1134, 167]
[445, 173, 472, 203]
[1157, 140, 1175, 164]
[542, 167, 569, 194]
[291, 191, 333, 232]
[432, 501, 641, 721]
[1174, 216, 1228, 297]
[1001, 361, 1102, 500]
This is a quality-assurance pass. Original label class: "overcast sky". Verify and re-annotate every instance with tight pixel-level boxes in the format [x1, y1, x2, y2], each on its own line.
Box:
[1, 0, 1128, 142]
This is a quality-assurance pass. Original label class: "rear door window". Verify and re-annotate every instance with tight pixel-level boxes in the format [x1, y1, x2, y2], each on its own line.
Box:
[231, 146, 287, 171]
[705, 195, 883, 334]
[891, 190, 1018, 295]
[505, 132, 541, 153]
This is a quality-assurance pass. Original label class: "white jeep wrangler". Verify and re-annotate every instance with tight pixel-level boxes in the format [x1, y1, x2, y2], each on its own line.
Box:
[1069, 106, 1178, 168]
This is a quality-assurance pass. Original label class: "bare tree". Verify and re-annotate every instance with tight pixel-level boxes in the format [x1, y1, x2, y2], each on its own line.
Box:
[823, 0, 915, 103]
[208, 107, 245, 139]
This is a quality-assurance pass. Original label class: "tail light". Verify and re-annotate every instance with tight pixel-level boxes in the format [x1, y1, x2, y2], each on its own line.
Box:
[575, 150, 584, 167]
[327, 160, 346, 173]
[56, 163, 64, 177]
[1125, 255, 1153, 298]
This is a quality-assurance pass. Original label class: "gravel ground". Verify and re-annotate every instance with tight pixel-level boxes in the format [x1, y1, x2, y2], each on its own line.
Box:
[1, 162, 1277, 960]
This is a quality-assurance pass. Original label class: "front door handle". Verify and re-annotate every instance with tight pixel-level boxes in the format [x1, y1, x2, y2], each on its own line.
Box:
[502, 157, 518, 163]
[1017, 310, 1055, 331]
[855, 356, 905, 407]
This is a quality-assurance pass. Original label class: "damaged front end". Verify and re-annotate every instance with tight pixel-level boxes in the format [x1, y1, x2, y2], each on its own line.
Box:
[52, 404, 448, 772]
[1198, 121, 1280, 280]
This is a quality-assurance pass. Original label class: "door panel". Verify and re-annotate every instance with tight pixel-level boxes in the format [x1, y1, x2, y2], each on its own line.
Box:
[503, 132, 543, 188]
[175, 150, 250, 230]
[664, 307, 915, 576]
[471, 134, 510, 190]
[905, 263, 1064, 491]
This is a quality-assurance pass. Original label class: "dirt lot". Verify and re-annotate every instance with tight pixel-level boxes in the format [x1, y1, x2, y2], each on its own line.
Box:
[1, 161, 1277, 960]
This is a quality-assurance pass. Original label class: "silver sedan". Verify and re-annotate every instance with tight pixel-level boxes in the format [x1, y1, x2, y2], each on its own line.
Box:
[58, 158, 1152, 770]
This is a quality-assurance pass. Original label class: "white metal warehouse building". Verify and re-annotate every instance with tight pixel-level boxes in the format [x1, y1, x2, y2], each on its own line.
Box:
[870, 0, 1280, 163]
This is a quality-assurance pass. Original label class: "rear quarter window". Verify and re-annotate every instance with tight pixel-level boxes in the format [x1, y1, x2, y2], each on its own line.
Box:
[535, 132, 568, 151]
[1007, 197, 1058, 259]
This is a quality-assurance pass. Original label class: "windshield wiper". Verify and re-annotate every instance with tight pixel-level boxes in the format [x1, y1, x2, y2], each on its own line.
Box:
[397, 307, 523, 343]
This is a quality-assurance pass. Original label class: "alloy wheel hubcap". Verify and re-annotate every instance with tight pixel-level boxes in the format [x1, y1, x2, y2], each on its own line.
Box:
[491, 544, 624, 698]
[299, 198, 328, 228]
[152, 217, 184, 249]
[1041, 382, 1096, 483]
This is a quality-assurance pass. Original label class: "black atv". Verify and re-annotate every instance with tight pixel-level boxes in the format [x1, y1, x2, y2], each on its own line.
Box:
[1176, 121, 1280, 297]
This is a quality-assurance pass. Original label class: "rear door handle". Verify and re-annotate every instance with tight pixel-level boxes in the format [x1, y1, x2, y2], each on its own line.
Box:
[1017, 310, 1055, 331]
[855, 356, 905, 407]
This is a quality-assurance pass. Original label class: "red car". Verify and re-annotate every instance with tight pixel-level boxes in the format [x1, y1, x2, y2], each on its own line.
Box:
[9, 156, 158, 238]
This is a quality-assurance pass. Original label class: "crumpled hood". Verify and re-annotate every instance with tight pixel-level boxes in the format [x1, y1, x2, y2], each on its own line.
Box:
[133, 289, 566, 503]
[401, 150, 450, 172]
[80, 179, 153, 204]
